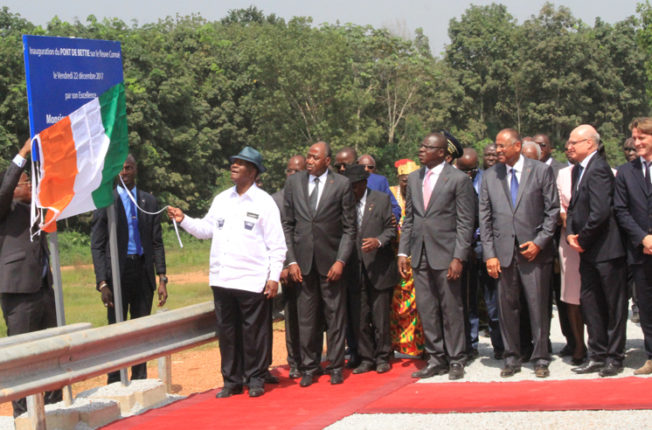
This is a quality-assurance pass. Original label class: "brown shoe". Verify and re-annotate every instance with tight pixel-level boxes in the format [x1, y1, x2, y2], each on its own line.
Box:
[634, 360, 652, 375]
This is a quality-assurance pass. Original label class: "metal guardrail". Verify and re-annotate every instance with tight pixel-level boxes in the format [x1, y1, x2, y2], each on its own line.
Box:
[0, 301, 217, 404]
[0, 323, 92, 348]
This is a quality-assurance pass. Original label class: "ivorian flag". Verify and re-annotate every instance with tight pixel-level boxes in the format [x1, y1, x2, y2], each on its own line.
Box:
[32, 83, 128, 232]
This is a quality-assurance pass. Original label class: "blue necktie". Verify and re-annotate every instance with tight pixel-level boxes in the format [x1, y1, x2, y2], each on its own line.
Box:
[510, 168, 518, 207]
[130, 199, 143, 255]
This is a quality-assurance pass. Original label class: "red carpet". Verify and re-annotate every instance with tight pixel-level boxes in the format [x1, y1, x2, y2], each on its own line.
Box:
[360, 377, 652, 414]
[102, 360, 418, 430]
[102, 364, 652, 429]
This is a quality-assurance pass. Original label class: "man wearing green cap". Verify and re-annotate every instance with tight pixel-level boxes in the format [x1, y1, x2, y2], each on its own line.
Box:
[168, 146, 287, 399]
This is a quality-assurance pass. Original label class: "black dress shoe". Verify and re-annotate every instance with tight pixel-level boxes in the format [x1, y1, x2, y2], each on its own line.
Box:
[216, 386, 243, 398]
[500, 365, 521, 377]
[557, 345, 573, 357]
[248, 387, 265, 397]
[411, 363, 448, 379]
[376, 362, 391, 374]
[330, 369, 344, 385]
[534, 364, 550, 378]
[299, 374, 313, 387]
[264, 371, 279, 384]
[572, 360, 605, 374]
[352, 362, 375, 374]
[288, 367, 302, 379]
[448, 363, 464, 380]
[599, 362, 623, 377]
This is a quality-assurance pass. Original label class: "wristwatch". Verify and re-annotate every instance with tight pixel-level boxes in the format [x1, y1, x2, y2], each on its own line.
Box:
[96, 281, 108, 292]
[160, 275, 168, 284]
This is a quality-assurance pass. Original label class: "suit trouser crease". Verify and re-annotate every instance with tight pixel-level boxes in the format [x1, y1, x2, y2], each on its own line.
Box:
[413, 248, 465, 366]
[356, 266, 392, 364]
[282, 282, 302, 367]
[497, 250, 551, 367]
[298, 265, 347, 373]
[579, 258, 627, 363]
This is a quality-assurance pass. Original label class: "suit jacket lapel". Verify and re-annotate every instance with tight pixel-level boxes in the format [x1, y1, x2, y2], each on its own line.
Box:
[316, 171, 336, 215]
[414, 168, 426, 214]
[514, 159, 532, 210]
[426, 163, 449, 213]
[299, 172, 311, 216]
[633, 158, 649, 196]
[497, 164, 512, 210]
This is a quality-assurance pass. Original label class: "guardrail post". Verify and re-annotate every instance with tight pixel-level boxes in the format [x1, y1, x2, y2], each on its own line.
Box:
[157, 356, 172, 392]
[26, 393, 46, 430]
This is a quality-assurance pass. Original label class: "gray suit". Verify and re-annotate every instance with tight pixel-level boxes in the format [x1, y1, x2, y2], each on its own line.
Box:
[282, 169, 356, 373]
[398, 163, 475, 366]
[479, 157, 560, 366]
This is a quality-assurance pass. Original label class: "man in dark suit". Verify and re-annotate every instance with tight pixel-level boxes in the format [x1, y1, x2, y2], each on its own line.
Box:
[341, 165, 397, 375]
[91, 154, 168, 383]
[566, 124, 627, 377]
[615, 117, 652, 375]
[272, 154, 306, 379]
[398, 132, 475, 380]
[0, 139, 62, 417]
[283, 141, 356, 387]
[479, 129, 559, 378]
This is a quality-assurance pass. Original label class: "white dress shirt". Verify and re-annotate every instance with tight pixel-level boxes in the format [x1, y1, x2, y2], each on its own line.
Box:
[506, 155, 525, 193]
[180, 184, 287, 293]
[422, 162, 446, 193]
[308, 169, 329, 209]
[577, 150, 597, 187]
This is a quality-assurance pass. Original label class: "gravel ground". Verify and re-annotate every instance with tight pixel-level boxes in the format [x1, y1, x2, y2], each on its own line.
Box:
[326, 306, 652, 430]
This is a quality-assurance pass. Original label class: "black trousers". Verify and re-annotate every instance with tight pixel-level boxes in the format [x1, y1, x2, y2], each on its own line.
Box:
[282, 281, 302, 368]
[298, 264, 347, 374]
[413, 249, 465, 366]
[633, 257, 652, 358]
[107, 256, 153, 384]
[212, 286, 270, 389]
[356, 266, 392, 365]
[579, 257, 627, 364]
[0, 279, 62, 417]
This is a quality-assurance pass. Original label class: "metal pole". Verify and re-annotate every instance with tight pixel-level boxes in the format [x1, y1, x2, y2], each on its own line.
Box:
[47, 232, 73, 405]
[26, 393, 46, 430]
[107, 204, 128, 385]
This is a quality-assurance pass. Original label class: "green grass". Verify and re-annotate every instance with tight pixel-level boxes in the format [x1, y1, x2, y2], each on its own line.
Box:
[0, 224, 214, 337]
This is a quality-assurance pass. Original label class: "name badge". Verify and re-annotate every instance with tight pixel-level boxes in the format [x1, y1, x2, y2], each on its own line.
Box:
[217, 218, 225, 229]
[246, 212, 259, 220]
[244, 221, 255, 231]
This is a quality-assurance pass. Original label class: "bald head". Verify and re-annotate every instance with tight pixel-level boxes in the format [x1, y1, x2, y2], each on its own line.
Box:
[457, 148, 479, 179]
[286, 155, 306, 177]
[567, 124, 600, 163]
[335, 147, 357, 173]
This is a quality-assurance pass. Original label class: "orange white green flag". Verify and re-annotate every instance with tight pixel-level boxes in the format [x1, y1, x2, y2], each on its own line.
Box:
[31, 82, 128, 232]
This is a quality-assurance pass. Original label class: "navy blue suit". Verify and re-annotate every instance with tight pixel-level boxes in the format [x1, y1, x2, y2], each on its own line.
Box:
[614, 157, 652, 358]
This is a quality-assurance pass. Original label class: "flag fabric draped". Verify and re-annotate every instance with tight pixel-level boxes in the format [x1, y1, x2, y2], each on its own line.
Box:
[32, 83, 128, 232]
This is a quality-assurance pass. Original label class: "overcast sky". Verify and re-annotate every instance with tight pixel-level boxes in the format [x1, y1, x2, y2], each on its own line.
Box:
[4, 0, 643, 55]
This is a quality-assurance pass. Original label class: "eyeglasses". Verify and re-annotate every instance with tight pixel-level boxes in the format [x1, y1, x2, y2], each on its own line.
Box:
[567, 138, 589, 146]
[286, 168, 299, 174]
[361, 164, 375, 170]
[420, 144, 446, 151]
[459, 167, 478, 174]
[623, 147, 637, 152]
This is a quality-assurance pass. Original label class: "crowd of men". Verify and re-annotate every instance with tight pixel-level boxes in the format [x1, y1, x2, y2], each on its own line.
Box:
[1, 118, 651, 404]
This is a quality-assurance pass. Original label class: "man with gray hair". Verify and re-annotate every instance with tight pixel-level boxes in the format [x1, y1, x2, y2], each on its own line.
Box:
[521, 141, 541, 160]
[566, 124, 627, 377]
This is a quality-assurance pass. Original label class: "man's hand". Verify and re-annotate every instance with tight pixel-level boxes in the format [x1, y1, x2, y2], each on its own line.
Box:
[486, 258, 501, 279]
[519, 241, 541, 262]
[157, 279, 168, 307]
[361, 237, 381, 253]
[390, 216, 397, 229]
[642, 235, 652, 254]
[264, 280, 279, 298]
[447, 258, 463, 280]
[167, 206, 185, 223]
[280, 268, 289, 285]
[288, 264, 303, 283]
[326, 260, 345, 282]
[19, 138, 31, 158]
[567, 234, 585, 253]
[100, 287, 114, 308]
[398, 256, 410, 280]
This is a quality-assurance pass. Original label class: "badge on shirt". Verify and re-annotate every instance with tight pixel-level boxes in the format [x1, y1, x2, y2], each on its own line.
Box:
[246, 212, 259, 219]
[244, 212, 259, 231]
[217, 218, 225, 229]
[244, 221, 255, 230]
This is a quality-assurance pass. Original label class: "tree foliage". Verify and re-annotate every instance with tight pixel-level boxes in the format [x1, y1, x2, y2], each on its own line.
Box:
[0, 3, 649, 229]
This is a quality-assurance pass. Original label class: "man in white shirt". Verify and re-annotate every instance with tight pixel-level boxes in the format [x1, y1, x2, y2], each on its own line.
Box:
[168, 147, 286, 398]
